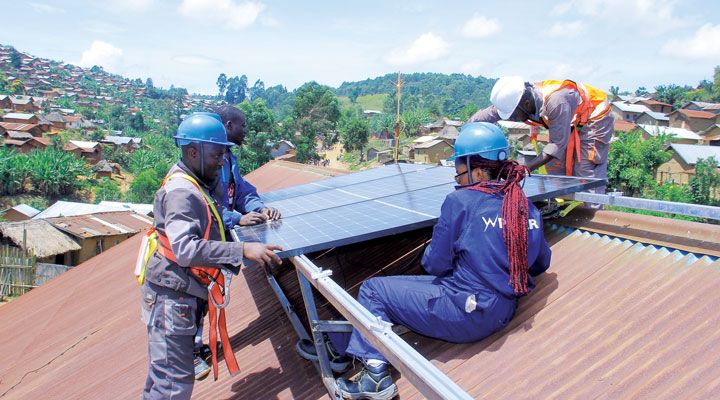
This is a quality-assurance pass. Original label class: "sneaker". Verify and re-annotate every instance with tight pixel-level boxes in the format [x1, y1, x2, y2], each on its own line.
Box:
[336, 363, 398, 400]
[296, 337, 351, 373]
[194, 354, 211, 381]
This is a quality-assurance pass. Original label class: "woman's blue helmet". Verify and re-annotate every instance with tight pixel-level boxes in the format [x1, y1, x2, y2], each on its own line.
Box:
[174, 112, 233, 147]
[450, 122, 509, 162]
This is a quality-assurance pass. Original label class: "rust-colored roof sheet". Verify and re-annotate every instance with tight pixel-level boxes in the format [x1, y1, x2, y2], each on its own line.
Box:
[675, 109, 717, 119]
[45, 211, 152, 238]
[0, 122, 38, 132]
[614, 119, 637, 132]
[1, 187, 719, 398]
[244, 160, 347, 194]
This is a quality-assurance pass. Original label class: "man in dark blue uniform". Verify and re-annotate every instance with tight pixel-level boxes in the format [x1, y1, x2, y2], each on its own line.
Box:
[141, 113, 282, 399]
[298, 122, 552, 400]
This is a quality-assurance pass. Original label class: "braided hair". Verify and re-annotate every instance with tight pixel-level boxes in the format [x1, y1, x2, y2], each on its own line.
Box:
[461, 155, 531, 295]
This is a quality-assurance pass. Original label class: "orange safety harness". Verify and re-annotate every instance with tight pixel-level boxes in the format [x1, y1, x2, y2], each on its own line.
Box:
[153, 172, 240, 381]
[525, 80, 611, 176]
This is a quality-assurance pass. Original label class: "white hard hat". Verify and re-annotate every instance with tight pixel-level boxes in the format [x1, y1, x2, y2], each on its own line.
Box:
[490, 76, 526, 119]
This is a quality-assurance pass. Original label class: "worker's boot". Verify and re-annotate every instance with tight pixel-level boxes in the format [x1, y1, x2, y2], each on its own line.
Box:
[193, 352, 211, 381]
[336, 362, 398, 400]
[296, 335, 351, 373]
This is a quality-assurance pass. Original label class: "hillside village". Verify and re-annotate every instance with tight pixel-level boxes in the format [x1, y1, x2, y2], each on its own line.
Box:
[1, 42, 720, 295]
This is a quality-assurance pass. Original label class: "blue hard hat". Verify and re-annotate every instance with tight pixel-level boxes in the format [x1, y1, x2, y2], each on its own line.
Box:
[174, 112, 233, 147]
[450, 122, 509, 162]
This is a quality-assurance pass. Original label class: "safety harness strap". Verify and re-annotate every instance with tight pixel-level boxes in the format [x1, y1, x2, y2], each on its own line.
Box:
[156, 172, 240, 380]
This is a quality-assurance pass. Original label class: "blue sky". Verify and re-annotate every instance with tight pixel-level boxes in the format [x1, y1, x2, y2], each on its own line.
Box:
[1, 0, 719, 95]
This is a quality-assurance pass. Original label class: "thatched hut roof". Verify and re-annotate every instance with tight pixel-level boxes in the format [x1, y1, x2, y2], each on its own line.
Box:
[0, 219, 80, 258]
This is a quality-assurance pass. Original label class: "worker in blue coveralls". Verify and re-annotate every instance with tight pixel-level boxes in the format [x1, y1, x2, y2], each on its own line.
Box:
[141, 113, 282, 400]
[191, 106, 283, 380]
[296, 122, 552, 400]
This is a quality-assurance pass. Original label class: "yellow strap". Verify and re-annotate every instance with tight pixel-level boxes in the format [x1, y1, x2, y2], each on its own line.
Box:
[164, 173, 226, 242]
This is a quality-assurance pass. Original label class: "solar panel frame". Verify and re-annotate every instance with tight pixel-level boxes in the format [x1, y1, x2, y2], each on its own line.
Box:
[233, 168, 605, 259]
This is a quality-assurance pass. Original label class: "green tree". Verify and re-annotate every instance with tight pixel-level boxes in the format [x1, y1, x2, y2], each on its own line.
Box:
[607, 130, 671, 197]
[9, 79, 25, 95]
[28, 147, 91, 198]
[635, 86, 649, 97]
[0, 148, 30, 195]
[129, 112, 146, 131]
[128, 169, 162, 203]
[234, 99, 276, 174]
[9, 47, 22, 69]
[216, 73, 228, 98]
[249, 79, 265, 101]
[93, 177, 123, 203]
[654, 84, 689, 108]
[292, 81, 340, 163]
[609, 86, 620, 98]
[712, 66, 720, 101]
[688, 156, 720, 205]
[338, 110, 370, 151]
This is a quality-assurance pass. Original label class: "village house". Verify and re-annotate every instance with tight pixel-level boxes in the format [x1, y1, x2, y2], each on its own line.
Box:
[0, 94, 11, 109]
[682, 101, 720, 115]
[668, 109, 719, 133]
[67, 140, 103, 164]
[637, 99, 673, 114]
[638, 124, 702, 145]
[0, 219, 81, 265]
[92, 160, 122, 178]
[270, 139, 296, 159]
[702, 125, 720, 145]
[100, 135, 142, 152]
[656, 143, 720, 188]
[45, 211, 152, 265]
[635, 111, 669, 127]
[8, 96, 38, 113]
[0, 204, 40, 222]
[610, 101, 652, 123]
[2, 112, 39, 124]
[0, 122, 43, 137]
[614, 119, 638, 133]
[414, 138, 454, 165]
[419, 118, 463, 135]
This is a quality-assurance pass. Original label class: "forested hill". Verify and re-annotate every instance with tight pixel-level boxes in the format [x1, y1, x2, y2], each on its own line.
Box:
[335, 72, 496, 118]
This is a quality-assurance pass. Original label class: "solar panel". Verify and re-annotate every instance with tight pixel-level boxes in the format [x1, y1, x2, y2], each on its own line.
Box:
[233, 167, 605, 258]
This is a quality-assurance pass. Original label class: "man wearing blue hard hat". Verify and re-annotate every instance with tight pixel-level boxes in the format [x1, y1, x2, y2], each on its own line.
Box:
[141, 112, 283, 400]
[297, 122, 552, 400]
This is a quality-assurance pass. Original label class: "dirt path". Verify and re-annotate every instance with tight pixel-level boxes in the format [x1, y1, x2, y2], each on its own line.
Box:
[322, 143, 350, 170]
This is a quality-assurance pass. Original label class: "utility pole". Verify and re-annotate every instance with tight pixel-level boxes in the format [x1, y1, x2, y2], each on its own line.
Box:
[392, 71, 403, 163]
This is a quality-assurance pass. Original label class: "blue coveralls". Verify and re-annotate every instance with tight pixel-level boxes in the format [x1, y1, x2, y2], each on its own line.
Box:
[332, 187, 552, 361]
[216, 152, 265, 227]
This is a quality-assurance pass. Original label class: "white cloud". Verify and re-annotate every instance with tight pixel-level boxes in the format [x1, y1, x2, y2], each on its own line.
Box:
[385, 32, 449, 66]
[547, 21, 586, 38]
[84, 21, 126, 34]
[548, 63, 597, 80]
[172, 55, 218, 66]
[260, 15, 280, 27]
[461, 14, 501, 38]
[79, 41, 124, 73]
[28, 2, 65, 13]
[661, 23, 720, 60]
[107, 0, 154, 12]
[179, 0, 265, 30]
[460, 60, 485, 75]
[552, 0, 687, 31]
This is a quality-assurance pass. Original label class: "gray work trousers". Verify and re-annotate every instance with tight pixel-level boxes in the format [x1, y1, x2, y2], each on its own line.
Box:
[141, 282, 199, 400]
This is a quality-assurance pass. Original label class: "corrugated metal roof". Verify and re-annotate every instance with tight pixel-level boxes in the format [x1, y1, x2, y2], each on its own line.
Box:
[639, 124, 702, 141]
[2, 112, 36, 120]
[1, 170, 719, 399]
[675, 109, 717, 119]
[414, 139, 449, 149]
[33, 201, 129, 219]
[640, 110, 669, 121]
[612, 101, 652, 114]
[46, 211, 151, 238]
[11, 204, 40, 217]
[670, 143, 720, 167]
[244, 160, 347, 194]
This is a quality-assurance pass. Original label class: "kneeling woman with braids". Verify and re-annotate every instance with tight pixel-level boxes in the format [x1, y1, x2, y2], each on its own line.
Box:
[297, 122, 552, 400]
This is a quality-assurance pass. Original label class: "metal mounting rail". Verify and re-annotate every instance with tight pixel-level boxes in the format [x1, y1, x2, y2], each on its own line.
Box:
[291, 255, 473, 400]
[568, 192, 720, 221]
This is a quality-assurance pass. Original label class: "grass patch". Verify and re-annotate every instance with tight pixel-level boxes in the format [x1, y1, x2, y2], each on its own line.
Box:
[338, 94, 388, 112]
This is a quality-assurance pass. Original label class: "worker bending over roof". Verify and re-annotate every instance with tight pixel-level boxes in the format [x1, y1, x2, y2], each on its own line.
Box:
[470, 76, 614, 193]
[297, 123, 552, 400]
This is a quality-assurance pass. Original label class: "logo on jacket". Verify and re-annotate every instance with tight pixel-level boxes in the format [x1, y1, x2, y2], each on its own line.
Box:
[482, 215, 540, 232]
